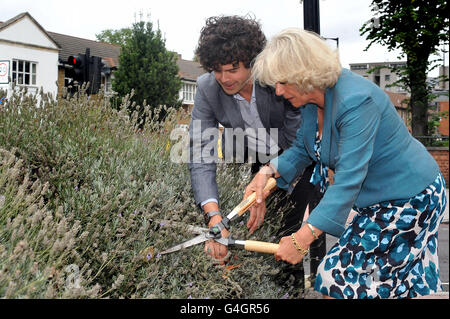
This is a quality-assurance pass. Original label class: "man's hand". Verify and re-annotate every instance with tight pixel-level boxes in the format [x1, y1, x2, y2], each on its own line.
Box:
[204, 214, 230, 262]
[203, 203, 229, 262]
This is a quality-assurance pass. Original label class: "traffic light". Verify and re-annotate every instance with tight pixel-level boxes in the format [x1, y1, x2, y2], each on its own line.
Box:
[89, 56, 103, 95]
[67, 50, 104, 95]
[67, 54, 87, 84]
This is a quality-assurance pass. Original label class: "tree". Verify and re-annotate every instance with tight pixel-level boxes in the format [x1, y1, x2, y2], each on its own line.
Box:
[96, 28, 132, 46]
[111, 20, 182, 123]
[360, 0, 449, 137]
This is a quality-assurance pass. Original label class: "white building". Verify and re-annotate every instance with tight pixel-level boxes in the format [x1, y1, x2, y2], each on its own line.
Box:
[1, 12, 206, 106]
[0, 12, 60, 98]
[349, 61, 408, 94]
[176, 54, 207, 108]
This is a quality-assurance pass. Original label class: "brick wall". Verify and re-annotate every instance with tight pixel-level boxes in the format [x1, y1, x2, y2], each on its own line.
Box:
[428, 147, 449, 186]
[57, 67, 65, 98]
[327, 148, 449, 188]
[438, 101, 449, 136]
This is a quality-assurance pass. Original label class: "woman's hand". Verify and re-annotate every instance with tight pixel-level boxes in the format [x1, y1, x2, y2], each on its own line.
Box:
[275, 224, 322, 265]
[243, 166, 276, 234]
[275, 234, 308, 265]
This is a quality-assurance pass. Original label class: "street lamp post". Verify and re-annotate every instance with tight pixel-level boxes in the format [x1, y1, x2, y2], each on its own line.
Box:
[302, 0, 327, 286]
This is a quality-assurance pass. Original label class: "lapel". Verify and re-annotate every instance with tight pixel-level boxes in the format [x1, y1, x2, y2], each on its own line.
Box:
[321, 88, 332, 168]
[254, 83, 271, 128]
[322, 87, 337, 169]
[302, 104, 318, 161]
[219, 88, 245, 129]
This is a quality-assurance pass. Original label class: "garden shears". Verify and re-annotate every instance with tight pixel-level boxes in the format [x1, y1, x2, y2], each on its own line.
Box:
[160, 177, 280, 255]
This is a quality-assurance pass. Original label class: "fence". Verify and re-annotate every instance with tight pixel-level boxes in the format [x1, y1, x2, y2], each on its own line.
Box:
[415, 135, 449, 147]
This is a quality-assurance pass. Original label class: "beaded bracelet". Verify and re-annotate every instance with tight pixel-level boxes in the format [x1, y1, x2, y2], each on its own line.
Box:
[290, 233, 309, 255]
[307, 223, 319, 240]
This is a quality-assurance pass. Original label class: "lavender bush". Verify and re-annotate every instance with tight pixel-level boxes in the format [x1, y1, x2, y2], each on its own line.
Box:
[0, 86, 299, 299]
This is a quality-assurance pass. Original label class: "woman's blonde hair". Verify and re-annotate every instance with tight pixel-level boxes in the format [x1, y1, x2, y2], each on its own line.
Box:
[252, 28, 342, 93]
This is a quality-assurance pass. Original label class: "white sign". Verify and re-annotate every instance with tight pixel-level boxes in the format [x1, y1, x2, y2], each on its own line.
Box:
[0, 60, 10, 84]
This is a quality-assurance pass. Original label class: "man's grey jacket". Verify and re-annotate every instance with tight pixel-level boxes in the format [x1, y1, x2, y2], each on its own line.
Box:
[189, 72, 302, 206]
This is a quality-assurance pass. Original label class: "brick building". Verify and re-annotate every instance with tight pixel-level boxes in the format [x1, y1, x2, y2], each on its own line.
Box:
[384, 90, 411, 131]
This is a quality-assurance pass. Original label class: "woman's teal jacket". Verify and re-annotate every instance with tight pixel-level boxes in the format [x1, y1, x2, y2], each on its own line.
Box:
[271, 69, 441, 237]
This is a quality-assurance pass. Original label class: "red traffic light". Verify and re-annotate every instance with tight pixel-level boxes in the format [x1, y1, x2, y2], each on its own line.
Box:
[67, 55, 84, 67]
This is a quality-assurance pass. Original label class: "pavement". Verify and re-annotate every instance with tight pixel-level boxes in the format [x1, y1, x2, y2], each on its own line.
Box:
[302, 188, 449, 299]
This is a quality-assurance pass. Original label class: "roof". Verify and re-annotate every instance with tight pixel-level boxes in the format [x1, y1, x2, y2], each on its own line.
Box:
[47, 31, 121, 68]
[385, 90, 409, 109]
[0, 12, 60, 49]
[1, 12, 205, 80]
[176, 55, 207, 82]
[350, 61, 407, 67]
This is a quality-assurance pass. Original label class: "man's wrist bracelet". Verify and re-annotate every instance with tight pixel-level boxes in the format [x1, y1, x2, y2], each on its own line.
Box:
[204, 210, 221, 225]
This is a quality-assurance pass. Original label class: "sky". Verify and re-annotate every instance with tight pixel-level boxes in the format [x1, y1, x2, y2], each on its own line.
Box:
[2, 0, 448, 76]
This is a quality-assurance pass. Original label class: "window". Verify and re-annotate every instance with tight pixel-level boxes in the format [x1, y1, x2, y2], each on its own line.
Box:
[385, 74, 391, 82]
[102, 74, 113, 95]
[12, 59, 37, 86]
[182, 82, 196, 103]
[351, 64, 368, 70]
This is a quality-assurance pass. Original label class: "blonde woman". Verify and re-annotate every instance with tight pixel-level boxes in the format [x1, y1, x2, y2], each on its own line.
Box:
[244, 28, 447, 299]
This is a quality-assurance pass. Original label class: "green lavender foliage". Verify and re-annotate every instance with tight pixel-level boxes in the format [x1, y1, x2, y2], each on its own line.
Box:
[0, 86, 297, 299]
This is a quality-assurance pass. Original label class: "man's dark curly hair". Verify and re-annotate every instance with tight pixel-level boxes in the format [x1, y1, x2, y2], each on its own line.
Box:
[195, 15, 266, 72]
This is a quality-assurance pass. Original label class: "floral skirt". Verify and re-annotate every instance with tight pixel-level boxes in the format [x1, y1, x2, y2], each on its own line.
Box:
[314, 173, 447, 299]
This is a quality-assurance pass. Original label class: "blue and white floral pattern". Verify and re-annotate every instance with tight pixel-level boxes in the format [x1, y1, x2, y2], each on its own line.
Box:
[309, 121, 329, 194]
[314, 173, 447, 298]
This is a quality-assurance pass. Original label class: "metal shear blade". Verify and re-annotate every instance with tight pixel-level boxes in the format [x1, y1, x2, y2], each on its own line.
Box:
[160, 233, 209, 255]
[158, 178, 278, 255]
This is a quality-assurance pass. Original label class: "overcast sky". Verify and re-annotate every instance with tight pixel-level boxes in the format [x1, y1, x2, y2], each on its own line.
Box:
[3, 0, 448, 76]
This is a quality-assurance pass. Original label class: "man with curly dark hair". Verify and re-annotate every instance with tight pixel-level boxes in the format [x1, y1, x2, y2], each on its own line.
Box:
[195, 15, 266, 74]
[189, 15, 320, 297]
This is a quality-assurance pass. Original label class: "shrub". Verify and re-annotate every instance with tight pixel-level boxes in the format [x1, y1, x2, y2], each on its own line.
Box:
[0, 86, 296, 298]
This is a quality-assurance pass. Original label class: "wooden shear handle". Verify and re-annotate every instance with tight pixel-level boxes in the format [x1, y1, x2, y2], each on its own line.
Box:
[244, 240, 279, 254]
[231, 177, 277, 217]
